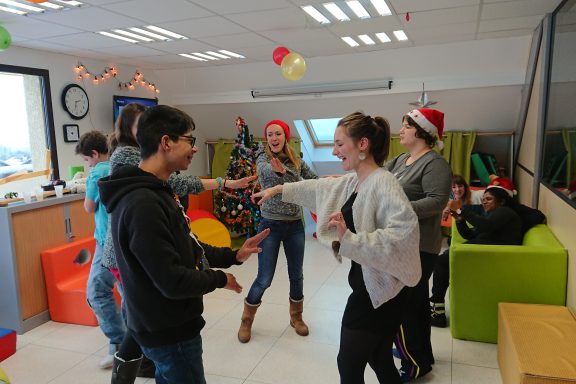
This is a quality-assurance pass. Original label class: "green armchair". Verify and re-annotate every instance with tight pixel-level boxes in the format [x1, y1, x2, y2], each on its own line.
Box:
[449, 224, 567, 343]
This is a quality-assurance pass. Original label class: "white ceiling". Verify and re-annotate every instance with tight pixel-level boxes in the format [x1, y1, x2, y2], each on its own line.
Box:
[1, 0, 562, 70]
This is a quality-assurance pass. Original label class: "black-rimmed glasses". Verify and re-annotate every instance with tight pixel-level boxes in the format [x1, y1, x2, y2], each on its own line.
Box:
[179, 135, 196, 147]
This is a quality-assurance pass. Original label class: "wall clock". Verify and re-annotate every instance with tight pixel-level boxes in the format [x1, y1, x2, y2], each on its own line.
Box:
[63, 124, 80, 142]
[61, 84, 89, 120]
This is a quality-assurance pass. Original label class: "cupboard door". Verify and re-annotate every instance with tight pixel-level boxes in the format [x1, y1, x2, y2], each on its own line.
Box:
[67, 199, 95, 240]
[12, 205, 66, 319]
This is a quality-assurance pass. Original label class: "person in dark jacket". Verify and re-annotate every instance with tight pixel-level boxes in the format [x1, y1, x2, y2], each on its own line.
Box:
[429, 177, 523, 327]
[99, 105, 269, 384]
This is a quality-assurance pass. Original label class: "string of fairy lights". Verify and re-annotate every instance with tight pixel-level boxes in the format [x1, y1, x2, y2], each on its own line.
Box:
[73, 62, 160, 94]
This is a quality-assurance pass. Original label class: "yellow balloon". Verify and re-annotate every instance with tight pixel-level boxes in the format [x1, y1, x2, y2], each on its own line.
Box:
[280, 52, 306, 81]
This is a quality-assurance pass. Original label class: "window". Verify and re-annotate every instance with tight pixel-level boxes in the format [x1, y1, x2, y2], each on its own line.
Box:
[0, 64, 58, 181]
[303, 117, 340, 146]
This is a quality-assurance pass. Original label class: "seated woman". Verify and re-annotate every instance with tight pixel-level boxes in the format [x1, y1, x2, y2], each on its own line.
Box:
[430, 177, 523, 327]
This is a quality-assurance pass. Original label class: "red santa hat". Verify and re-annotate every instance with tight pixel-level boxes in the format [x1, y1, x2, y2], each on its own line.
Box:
[264, 119, 291, 141]
[406, 108, 445, 149]
[486, 176, 517, 198]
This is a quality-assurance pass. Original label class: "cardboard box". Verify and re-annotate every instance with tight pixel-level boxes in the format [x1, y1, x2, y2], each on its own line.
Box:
[498, 303, 576, 384]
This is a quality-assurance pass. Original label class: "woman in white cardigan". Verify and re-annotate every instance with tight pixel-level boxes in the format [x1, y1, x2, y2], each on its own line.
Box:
[252, 112, 421, 384]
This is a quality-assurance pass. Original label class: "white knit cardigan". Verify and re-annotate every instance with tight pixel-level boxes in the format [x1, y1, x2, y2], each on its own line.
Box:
[282, 169, 421, 308]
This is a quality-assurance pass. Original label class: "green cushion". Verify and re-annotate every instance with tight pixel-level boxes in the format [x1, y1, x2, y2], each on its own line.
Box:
[449, 224, 567, 343]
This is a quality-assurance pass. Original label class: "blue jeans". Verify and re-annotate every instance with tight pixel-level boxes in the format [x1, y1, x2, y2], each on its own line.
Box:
[141, 334, 206, 384]
[246, 218, 305, 305]
[87, 243, 125, 352]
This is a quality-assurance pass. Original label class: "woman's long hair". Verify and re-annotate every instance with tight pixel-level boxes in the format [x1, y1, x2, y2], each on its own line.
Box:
[265, 139, 301, 171]
[108, 103, 147, 154]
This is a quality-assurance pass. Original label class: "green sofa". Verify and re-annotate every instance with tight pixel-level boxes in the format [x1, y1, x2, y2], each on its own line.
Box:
[449, 224, 567, 343]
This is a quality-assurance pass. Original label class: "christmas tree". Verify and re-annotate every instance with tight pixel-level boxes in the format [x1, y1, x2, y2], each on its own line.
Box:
[214, 117, 261, 236]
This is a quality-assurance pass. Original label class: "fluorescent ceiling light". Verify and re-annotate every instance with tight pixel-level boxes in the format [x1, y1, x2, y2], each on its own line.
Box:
[376, 32, 391, 42]
[393, 30, 408, 41]
[301, 5, 330, 24]
[0, 5, 26, 14]
[129, 27, 170, 41]
[179, 54, 207, 61]
[341, 36, 360, 47]
[113, 29, 153, 42]
[192, 52, 219, 60]
[206, 51, 231, 59]
[251, 80, 393, 98]
[358, 34, 375, 45]
[53, 0, 82, 6]
[323, 2, 350, 21]
[97, 31, 138, 43]
[346, 1, 370, 19]
[38, 2, 63, 9]
[0, 0, 44, 12]
[370, 0, 391, 16]
[219, 50, 245, 58]
[146, 25, 188, 40]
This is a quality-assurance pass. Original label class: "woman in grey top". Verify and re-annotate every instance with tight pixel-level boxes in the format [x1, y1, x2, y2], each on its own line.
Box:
[386, 108, 452, 382]
[237, 119, 317, 344]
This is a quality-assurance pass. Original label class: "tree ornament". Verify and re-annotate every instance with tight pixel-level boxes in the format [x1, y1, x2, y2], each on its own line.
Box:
[220, 206, 227, 212]
[237, 204, 243, 210]
[231, 210, 237, 216]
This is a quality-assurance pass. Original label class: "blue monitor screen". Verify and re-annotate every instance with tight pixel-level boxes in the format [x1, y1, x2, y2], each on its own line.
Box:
[113, 95, 158, 123]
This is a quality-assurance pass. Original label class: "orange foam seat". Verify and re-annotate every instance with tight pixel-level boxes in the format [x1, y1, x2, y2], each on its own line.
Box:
[190, 217, 231, 248]
[41, 237, 121, 326]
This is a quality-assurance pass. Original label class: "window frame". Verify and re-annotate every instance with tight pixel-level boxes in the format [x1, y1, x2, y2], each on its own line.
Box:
[303, 118, 339, 147]
[0, 64, 59, 180]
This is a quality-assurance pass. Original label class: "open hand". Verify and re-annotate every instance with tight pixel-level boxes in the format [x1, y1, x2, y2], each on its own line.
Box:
[270, 158, 285, 174]
[236, 228, 270, 262]
[227, 175, 258, 189]
[251, 185, 281, 205]
[447, 199, 462, 211]
[327, 211, 347, 240]
[224, 273, 242, 293]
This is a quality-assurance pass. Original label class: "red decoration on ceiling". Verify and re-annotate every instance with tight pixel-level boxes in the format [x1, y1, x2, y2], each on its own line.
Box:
[406, 12, 410, 22]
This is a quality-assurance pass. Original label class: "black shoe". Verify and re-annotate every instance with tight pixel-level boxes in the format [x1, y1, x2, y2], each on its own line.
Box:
[430, 302, 447, 328]
[136, 355, 155, 378]
[399, 364, 432, 383]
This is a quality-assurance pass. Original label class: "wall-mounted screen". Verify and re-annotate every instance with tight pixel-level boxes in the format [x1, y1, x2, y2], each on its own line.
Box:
[113, 95, 158, 124]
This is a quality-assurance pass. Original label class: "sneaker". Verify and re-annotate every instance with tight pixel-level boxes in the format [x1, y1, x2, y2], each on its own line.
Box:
[430, 302, 447, 328]
[392, 347, 402, 359]
[99, 353, 115, 369]
[399, 364, 432, 383]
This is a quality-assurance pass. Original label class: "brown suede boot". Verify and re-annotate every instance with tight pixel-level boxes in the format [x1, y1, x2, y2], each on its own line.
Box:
[289, 298, 309, 336]
[238, 299, 260, 343]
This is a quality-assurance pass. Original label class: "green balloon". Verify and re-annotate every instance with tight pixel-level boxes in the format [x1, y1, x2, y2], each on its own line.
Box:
[0, 25, 12, 52]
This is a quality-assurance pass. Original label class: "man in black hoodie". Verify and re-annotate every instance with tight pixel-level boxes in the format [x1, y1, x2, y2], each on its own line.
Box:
[99, 105, 269, 384]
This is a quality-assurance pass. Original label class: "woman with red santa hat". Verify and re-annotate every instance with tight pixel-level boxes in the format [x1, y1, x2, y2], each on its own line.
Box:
[386, 108, 452, 382]
[237, 119, 318, 343]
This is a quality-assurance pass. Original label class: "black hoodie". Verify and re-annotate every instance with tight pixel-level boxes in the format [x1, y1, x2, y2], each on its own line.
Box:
[99, 165, 240, 347]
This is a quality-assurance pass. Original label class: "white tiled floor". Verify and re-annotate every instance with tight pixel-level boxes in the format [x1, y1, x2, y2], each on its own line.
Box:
[0, 235, 502, 384]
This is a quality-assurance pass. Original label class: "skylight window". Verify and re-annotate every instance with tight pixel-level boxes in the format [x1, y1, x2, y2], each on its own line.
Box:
[306, 118, 341, 145]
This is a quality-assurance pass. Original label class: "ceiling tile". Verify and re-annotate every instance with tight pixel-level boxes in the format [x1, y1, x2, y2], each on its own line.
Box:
[407, 22, 477, 40]
[328, 16, 403, 35]
[225, 8, 307, 31]
[197, 32, 272, 49]
[389, 0, 480, 13]
[188, 0, 293, 15]
[158, 16, 249, 38]
[102, 0, 214, 23]
[398, 5, 479, 28]
[479, 15, 544, 33]
[482, 0, 562, 20]
[90, 44, 167, 57]
[42, 32, 129, 49]
[1, 18, 82, 39]
[27, 7, 143, 32]
[145, 39, 216, 54]
[477, 29, 536, 40]
[259, 28, 334, 44]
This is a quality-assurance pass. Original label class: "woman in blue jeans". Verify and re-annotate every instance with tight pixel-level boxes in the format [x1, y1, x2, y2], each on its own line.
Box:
[238, 119, 317, 343]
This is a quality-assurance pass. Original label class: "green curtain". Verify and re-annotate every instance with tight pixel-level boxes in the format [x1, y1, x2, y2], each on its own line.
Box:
[561, 128, 576, 186]
[443, 132, 477, 183]
[388, 136, 405, 160]
[210, 139, 301, 178]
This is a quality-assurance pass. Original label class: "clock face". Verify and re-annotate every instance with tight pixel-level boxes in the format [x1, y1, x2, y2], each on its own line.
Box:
[62, 84, 89, 120]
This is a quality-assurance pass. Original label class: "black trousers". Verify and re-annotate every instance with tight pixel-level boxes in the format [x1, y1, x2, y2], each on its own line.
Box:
[431, 248, 450, 303]
[338, 287, 408, 384]
[394, 251, 437, 371]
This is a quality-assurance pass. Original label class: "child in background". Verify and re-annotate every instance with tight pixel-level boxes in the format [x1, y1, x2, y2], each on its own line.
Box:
[75, 131, 125, 369]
